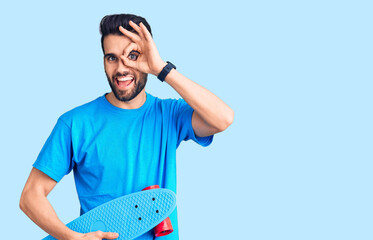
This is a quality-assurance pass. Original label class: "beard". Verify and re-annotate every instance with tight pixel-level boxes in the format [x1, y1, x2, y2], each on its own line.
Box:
[105, 70, 148, 102]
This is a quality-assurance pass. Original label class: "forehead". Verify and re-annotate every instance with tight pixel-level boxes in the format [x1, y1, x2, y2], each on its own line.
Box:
[103, 34, 133, 55]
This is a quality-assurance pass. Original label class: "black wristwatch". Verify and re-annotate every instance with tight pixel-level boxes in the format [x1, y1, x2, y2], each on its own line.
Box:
[157, 61, 176, 82]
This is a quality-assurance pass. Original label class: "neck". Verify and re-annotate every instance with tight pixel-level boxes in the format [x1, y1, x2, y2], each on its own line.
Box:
[105, 89, 147, 109]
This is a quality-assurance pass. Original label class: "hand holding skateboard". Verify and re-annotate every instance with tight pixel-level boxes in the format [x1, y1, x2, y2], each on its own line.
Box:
[42, 186, 176, 240]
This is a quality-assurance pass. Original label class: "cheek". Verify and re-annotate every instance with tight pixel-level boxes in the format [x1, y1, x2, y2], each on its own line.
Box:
[138, 72, 147, 81]
[104, 64, 115, 76]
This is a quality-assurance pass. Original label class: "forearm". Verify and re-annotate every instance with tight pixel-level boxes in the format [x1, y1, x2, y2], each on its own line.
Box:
[164, 68, 234, 130]
[20, 191, 82, 240]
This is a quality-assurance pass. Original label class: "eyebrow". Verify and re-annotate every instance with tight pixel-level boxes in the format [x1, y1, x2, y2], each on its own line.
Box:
[104, 53, 116, 59]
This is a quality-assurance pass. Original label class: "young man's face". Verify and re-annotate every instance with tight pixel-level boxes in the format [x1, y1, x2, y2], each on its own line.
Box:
[103, 34, 147, 102]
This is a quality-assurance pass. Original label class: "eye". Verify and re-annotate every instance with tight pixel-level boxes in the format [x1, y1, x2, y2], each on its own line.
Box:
[128, 51, 139, 61]
[107, 56, 117, 61]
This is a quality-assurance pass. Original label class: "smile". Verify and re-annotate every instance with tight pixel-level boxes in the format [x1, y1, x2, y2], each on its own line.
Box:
[115, 75, 134, 89]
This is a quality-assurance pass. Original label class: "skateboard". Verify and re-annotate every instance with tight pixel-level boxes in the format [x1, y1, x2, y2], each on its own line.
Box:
[42, 188, 177, 240]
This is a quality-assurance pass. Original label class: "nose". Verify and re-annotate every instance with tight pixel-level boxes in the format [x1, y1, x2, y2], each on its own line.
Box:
[116, 56, 130, 73]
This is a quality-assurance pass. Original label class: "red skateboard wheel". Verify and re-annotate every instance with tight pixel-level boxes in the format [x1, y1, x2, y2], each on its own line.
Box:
[142, 185, 174, 237]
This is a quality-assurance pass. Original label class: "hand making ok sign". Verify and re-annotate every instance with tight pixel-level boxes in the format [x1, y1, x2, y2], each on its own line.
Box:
[119, 20, 167, 76]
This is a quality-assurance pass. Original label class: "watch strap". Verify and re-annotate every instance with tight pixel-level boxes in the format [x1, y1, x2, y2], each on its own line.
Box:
[157, 61, 176, 82]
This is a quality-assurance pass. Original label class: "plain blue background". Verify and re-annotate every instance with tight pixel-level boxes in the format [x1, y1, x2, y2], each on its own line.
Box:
[1, 0, 372, 239]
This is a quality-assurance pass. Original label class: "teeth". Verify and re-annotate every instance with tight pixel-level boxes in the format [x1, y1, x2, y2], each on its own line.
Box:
[117, 76, 134, 81]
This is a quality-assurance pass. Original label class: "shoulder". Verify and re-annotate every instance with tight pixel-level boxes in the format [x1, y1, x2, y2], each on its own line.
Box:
[149, 93, 187, 112]
[58, 95, 104, 126]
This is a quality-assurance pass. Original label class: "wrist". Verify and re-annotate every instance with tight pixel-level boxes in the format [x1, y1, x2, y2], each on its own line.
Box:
[66, 231, 84, 240]
[153, 61, 167, 76]
[157, 61, 176, 82]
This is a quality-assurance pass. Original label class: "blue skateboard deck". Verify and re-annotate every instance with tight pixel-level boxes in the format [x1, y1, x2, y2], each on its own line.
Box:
[42, 188, 177, 240]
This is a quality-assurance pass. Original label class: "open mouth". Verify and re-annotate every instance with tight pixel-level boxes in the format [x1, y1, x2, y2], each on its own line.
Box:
[115, 75, 134, 89]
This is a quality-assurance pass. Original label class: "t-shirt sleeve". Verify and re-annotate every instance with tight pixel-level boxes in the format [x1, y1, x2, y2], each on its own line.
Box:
[174, 99, 214, 148]
[32, 117, 74, 182]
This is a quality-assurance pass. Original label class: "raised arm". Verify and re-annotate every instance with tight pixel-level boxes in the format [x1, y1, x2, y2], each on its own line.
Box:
[118, 21, 234, 138]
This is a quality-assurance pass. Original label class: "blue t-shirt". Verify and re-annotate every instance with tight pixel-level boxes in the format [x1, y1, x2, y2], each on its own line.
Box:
[33, 92, 213, 240]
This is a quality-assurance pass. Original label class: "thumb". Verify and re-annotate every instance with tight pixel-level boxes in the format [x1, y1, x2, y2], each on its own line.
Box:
[100, 231, 119, 239]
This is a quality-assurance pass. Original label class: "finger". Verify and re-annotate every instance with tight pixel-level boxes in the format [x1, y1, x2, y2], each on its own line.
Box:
[123, 42, 140, 54]
[122, 42, 140, 58]
[129, 20, 146, 40]
[120, 55, 136, 69]
[139, 22, 152, 41]
[120, 42, 139, 67]
[101, 231, 119, 239]
[119, 26, 141, 43]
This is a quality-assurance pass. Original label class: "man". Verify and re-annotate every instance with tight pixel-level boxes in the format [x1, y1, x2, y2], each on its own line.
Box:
[20, 13, 234, 240]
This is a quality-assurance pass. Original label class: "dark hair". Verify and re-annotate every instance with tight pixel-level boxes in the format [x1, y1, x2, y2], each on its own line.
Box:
[99, 13, 152, 54]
